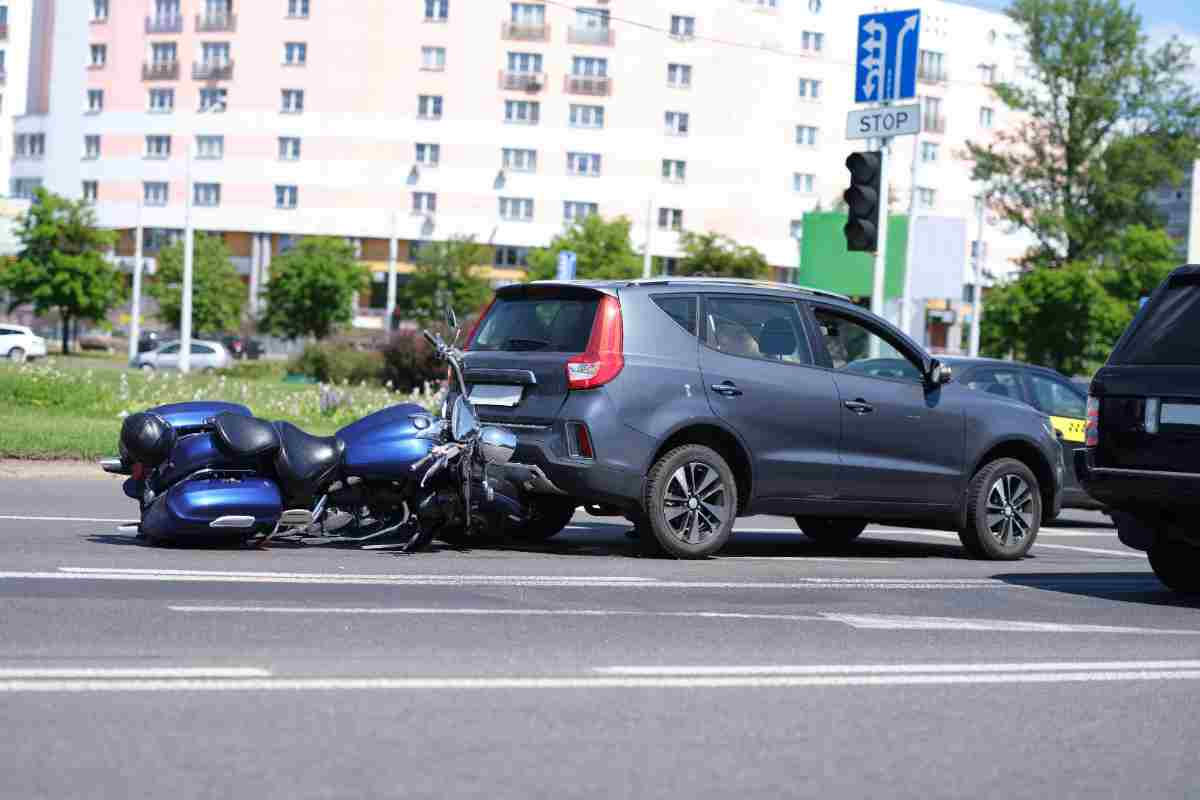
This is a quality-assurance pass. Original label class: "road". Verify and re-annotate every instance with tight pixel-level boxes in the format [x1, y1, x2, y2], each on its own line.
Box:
[2, 477, 1198, 799]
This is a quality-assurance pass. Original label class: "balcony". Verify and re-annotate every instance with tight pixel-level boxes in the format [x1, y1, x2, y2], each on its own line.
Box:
[564, 75, 611, 96]
[196, 13, 236, 32]
[145, 15, 183, 33]
[0, 23, 9, 40]
[568, 26, 614, 46]
[923, 115, 947, 134]
[502, 21, 549, 41]
[193, 61, 234, 80]
[142, 61, 180, 81]
[918, 66, 949, 84]
[498, 70, 546, 92]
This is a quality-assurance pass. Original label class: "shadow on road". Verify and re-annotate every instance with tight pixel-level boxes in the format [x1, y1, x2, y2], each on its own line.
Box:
[994, 571, 1200, 609]
[1044, 517, 1115, 531]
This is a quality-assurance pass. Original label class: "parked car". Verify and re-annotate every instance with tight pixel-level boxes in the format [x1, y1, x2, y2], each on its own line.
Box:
[1076, 265, 1200, 591]
[78, 328, 115, 353]
[0, 324, 48, 363]
[134, 339, 231, 372]
[197, 333, 265, 361]
[137, 331, 165, 354]
[461, 278, 1063, 560]
[940, 357, 1100, 513]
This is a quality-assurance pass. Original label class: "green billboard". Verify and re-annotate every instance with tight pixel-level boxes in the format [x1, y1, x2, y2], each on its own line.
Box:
[796, 212, 909, 300]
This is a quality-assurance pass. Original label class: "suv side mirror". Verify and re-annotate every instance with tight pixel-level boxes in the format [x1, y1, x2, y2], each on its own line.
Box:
[928, 359, 953, 385]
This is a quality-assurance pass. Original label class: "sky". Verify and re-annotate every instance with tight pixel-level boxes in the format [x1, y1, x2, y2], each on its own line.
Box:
[958, 0, 1200, 38]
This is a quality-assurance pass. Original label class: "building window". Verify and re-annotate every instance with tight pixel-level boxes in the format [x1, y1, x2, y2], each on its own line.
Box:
[494, 246, 529, 267]
[416, 142, 440, 166]
[12, 179, 43, 200]
[916, 187, 936, 208]
[87, 89, 104, 113]
[505, 100, 540, 124]
[511, 3, 545, 27]
[92, 0, 109, 22]
[808, 0, 822, 12]
[201, 41, 231, 65]
[20, 134, 45, 157]
[572, 56, 608, 76]
[196, 135, 224, 159]
[413, 192, 437, 213]
[499, 197, 534, 221]
[145, 135, 172, 159]
[418, 94, 443, 119]
[194, 183, 221, 207]
[275, 185, 298, 209]
[790, 219, 803, 239]
[662, 159, 686, 183]
[151, 42, 177, 64]
[90, 44, 107, 68]
[667, 63, 692, 88]
[801, 31, 824, 52]
[919, 50, 946, 82]
[795, 125, 818, 146]
[979, 63, 996, 83]
[200, 87, 227, 111]
[82, 181, 98, 203]
[793, 172, 815, 193]
[83, 135, 101, 160]
[425, 0, 448, 21]
[284, 42, 307, 65]
[670, 15, 695, 38]
[980, 106, 994, 128]
[658, 208, 683, 231]
[752, 0, 779, 7]
[281, 89, 304, 113]
[665, 111, 689, 136]
[798, 78, 821, 99]
[922, 96, 944, 131]
[149, 88, 175, 112]
[569, 104, 604, 128]
[278, 136, 301, 160]
[421, 46, 446, 71]
[921, 142, 939, 163]
[502, 147, 536, 172]
[567, 152, 602, 177]
[288, 0, 309, 17]
[144, 181, 169, 207]
[507, 52, 543, 73]
[564, 201, 598, 222]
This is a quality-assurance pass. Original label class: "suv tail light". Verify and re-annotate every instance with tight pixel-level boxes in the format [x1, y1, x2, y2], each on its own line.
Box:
[566, 294, 623, 390]
[1085, 395, 1100, 447]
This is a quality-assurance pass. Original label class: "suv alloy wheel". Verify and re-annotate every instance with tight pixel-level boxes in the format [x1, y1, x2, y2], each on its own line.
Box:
[644, 444, 737, 559]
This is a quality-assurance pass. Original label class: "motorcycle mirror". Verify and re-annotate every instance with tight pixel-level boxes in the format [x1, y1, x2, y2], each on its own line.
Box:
[445, 306, 458, 332]
[423, 330, 439, 349]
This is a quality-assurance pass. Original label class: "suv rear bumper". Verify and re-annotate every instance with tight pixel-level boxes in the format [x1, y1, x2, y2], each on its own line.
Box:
[1075, 448, 1200, 509]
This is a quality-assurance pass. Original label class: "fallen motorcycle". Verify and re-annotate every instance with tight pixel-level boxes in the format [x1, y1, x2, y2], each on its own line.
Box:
[101, 315, 555, 551]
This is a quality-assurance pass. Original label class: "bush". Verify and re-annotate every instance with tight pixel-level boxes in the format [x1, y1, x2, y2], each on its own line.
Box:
[217, 361, 286, 382]
[381, 332, 446, 392]
[289, 343, 384, 385]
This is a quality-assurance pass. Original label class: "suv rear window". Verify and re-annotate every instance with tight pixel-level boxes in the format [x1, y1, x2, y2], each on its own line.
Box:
[1111, 275, 1200, 365]
[472, 296, 599, 353]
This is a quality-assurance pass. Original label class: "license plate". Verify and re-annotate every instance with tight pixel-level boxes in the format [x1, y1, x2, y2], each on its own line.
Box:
[469, 384, 524, 408]
[1161, 402, 1200, 428]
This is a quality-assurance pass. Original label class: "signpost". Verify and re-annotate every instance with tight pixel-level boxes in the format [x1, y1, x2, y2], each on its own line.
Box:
[556, 250, 577, 281]
[849, 9, 921, 329]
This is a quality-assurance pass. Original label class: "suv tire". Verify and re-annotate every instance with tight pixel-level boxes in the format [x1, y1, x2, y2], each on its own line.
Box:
[512, 498, 578, 542]
[644, 445, 737, 559]
[795, 518, 867, 544]
[1148, 539, 1200, 593]
[8, 347, 25, 364]
[959, 457, 1041, 560]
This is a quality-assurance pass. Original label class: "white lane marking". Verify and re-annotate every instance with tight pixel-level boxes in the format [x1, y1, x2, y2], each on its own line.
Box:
[718, 557, 895, 564]
[0, 667, 271, 678]
[820, 613, 1199, 635]
[597, 660, 1200, 676]
[7, 670, 1200, 693]
[877, 530, 1142, 558]
[0, 515, 135, 524]
[170, 606, 826, 622]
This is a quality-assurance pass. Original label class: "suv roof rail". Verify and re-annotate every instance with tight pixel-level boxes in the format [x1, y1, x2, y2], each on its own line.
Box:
[622, 276, 851, 302]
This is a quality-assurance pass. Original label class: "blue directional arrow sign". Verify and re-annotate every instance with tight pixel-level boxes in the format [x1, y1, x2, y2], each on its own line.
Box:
[854, 9, 921, 104]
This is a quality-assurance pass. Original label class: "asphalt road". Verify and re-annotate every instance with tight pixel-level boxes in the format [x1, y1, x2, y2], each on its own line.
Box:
[2, 477, 1199, 799]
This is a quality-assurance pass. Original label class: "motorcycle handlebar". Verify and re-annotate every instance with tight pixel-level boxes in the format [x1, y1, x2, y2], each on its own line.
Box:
[423, 330, 439, 350]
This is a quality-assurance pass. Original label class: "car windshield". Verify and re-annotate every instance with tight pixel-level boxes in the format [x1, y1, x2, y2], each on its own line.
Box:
[472, 296, 599, 353]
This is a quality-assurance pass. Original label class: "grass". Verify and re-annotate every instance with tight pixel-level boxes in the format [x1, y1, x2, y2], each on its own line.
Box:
[0, 359, 444, 461]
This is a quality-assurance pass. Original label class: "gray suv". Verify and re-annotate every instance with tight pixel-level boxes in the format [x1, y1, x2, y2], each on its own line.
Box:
[464, 278, 1063, 559]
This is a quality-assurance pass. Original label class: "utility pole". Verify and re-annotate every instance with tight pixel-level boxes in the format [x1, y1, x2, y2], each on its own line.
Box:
[386, 210, 399, 333]
[868, 137, 891, 359]
[969, 195, 986, 357]
[899, 133, 921, 339]
[128, 198, 144, 365]
[642, 194, 654, 278]
[179, 130, 195, 373]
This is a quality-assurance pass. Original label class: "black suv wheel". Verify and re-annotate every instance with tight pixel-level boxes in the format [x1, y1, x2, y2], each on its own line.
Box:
[1148, 539, 1200, 593]
[644, 445, 737, 559]
[959, 458, 1041, 560]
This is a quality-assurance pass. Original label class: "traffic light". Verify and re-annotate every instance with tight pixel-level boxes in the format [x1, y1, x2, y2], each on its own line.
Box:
[844, 151, 883, 252]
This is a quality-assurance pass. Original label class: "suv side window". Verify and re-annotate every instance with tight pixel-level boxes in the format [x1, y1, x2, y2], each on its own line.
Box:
[652, 294, 698, 337]
[1028, 372, 1086, 418]
[702, 296, 811, 364]
[961, 367, 1026, 403]
[809, 307, 923, 382]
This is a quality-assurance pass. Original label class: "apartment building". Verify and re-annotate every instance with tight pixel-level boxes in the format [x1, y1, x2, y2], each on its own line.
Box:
[12, 0, 1027, 327]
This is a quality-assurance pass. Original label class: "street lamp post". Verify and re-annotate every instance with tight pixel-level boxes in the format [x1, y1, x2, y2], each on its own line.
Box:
[128, 197, 144, 365]
[179, 99, 223, 373]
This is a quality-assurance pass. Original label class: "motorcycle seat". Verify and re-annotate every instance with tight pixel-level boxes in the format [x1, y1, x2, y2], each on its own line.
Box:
[212, 412, 280, 458]
[272, 421, 345, 501]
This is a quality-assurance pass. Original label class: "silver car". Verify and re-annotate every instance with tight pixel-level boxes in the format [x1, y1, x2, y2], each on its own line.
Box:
[135, 339, 230, 372]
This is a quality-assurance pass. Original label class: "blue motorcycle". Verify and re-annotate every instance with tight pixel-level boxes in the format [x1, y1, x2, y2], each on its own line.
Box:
[102, 321, 534, 552]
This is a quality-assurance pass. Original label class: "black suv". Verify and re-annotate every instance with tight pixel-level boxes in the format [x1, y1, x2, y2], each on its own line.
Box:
[464, 278, 1063, 559]
[1077, 265, 1200, 590]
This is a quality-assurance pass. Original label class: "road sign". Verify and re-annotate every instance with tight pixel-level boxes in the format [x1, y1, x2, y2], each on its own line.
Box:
[556, 250, 577, 280]
[846, 103, 921, 140]
[854, 10, 921, 104]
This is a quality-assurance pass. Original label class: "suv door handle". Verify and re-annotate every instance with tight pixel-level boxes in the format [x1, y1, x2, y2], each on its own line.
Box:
[843, 399, 874, 414]
[710, 381, 743, 397]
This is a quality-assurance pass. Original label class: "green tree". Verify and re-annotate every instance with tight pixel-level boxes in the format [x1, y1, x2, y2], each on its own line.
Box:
[981, 262, 1129, 375]
[0, 188, 122, 354]
[675, 231, 770, 279]
[526, 215, 642, 281]
[396, 237, 493, 326]
[966, 0, 1200, 267]
[1096, 224, 1178, 306]
[148, 233, 245, 334]
[261, 237, 368, 340]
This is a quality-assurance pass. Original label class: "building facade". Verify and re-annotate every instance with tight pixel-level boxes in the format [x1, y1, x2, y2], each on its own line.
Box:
[12, 0, 1028, 329]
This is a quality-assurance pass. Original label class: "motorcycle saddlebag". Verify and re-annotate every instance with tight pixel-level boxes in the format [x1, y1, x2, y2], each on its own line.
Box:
[140, 477, 283, 541]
